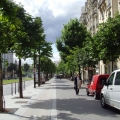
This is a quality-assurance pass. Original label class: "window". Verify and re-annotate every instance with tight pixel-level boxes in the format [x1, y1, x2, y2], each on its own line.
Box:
[115, 72, 120, 85]
[107, 73, 115, 85]
[107, 0, 110, 4]
[100, 77, 108, 85]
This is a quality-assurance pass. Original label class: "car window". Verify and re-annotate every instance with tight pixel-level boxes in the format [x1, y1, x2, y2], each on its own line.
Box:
[115, 71, 120, 85]
[100, 77, 107, 85]
[90, 77, 94, 85]
[107, 73, 115, 85]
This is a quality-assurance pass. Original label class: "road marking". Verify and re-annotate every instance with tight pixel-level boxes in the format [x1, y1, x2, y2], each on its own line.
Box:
[51, 80, 57, 120]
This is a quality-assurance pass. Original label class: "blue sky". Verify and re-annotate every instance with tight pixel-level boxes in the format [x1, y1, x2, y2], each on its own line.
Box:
[14, 0, 86, 64]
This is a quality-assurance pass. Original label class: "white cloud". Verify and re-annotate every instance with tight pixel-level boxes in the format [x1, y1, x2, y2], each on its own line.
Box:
[14, 0, 86, 63]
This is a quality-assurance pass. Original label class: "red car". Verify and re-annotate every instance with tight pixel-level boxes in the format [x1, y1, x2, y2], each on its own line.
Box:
[86, 74, 109, 99]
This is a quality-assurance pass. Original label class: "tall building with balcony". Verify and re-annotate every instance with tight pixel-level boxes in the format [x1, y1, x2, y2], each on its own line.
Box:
[98, 0, 120, 74]
[80, 0, 99, 36]
[80, 0, 120, 78]
[79, 0, 99, 80]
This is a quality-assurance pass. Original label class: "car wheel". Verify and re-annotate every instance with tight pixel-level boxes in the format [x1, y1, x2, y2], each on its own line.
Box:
[101, 95, 107, 108]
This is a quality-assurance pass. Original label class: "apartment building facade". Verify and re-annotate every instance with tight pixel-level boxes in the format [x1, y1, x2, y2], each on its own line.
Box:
[80, 0, 120, 80]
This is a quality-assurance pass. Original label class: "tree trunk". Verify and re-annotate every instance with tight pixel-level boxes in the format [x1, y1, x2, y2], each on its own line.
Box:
[82, 66, 84, 84]
[0, 53, 3, 111]
[38, 55, 41, 86]
[34, 53, 36, 88]
[112, 56, 114, 72]
[78, 65, 81, 79]
[19, 58, 23, 98]
[46, 72, 48, 81]
[88, 66, 89, 83]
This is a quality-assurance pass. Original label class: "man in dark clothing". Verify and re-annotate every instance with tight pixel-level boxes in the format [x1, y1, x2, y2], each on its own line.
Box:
[74, 73, 79, 95]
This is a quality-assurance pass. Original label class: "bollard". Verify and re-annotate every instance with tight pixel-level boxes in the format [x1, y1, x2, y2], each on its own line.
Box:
[15, 82, 16, 94]
[11, 83, 13, 95]
[24, 81, 25, 90]
[2, 96, 5, 112]
[18, 82, 19, 93]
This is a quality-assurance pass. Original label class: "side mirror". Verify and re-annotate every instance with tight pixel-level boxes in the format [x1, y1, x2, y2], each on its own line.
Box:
[102, 80, 109, 86]
[104, 81, 109, 86]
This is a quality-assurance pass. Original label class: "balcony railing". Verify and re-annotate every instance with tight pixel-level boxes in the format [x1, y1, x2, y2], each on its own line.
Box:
[98, 0, 105, 8]
[83, 18, 87, 25]
[92, 10, 97, 16]
[92, 0, 97, 4]
[93, 25, 95, 31]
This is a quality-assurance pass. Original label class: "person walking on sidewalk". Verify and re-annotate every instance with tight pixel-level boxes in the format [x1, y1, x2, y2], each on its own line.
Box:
[77, 73, 82, 94]
[74, 73, 79, 95]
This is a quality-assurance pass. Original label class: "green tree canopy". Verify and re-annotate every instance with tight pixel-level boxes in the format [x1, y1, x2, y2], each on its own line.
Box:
[56, 18, 89, 62]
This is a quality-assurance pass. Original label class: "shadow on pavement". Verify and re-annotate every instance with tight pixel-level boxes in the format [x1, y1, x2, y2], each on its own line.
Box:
[22, 97, 120, 118]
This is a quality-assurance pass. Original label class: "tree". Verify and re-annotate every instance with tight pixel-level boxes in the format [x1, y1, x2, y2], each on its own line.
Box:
[0, 0, 22, 111]
[0, 0, 20, 22]
[23, 63, 30, 75]
[93, 13, 120, 71]
[56, 18, 88, 61]
[56, 60, 66, 75]
[56, 18, 91, 79]
[7, 63, 17, 72]
[40, 57, 56, 80]
[31, 17, 52, 86]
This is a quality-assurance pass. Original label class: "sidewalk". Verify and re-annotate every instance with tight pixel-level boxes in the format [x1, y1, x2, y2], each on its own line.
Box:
[0, 78, 57, 120]
[0, 84, 40, 120]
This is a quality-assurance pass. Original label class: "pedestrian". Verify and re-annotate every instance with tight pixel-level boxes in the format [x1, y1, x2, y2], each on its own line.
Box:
[77, 73, 82, 94]
[74, 73, 79, 95]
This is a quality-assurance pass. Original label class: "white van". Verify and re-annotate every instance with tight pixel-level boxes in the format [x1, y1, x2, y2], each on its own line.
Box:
[100, 69, 120, 110]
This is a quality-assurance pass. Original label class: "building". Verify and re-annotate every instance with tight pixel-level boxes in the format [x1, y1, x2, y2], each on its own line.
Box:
[79, 0, 120, 80]
[2, 53, 16, 79]
[98, 0, 120, 74]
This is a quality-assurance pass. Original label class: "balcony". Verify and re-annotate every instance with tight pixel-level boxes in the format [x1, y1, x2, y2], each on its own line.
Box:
[92, 9, 97, 16]
[98, 0, 105, 8]
[93, 25, 95, 31]
[96, 23, 99, 28]
[83, 18, 87, 25]
[92, 0, 97, 4]
[90, 27, 92, 30]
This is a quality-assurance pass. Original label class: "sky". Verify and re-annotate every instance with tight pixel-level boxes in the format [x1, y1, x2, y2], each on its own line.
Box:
[14, 0, 86, 64]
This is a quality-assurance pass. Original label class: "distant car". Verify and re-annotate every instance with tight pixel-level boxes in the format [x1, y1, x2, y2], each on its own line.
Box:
[86, 74, 109, 99]
[100, 69, 120, 110]
[56, 75, 60, 79]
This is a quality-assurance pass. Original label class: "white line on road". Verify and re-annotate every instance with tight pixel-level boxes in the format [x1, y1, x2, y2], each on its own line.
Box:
[51, 80, 57, 120]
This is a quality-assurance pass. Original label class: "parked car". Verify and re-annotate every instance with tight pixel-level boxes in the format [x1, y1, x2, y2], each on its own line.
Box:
[86, 74, 109, 99]
[100, 69, 120, 110]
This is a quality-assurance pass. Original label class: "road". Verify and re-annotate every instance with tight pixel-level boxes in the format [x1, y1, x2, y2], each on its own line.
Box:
[16, 77, 120, 120]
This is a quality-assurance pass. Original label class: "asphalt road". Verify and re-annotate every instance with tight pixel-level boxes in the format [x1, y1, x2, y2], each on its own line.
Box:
[53, 78, 120, 120]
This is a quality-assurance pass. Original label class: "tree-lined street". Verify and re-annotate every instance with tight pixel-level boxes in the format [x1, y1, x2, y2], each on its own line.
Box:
[1, 78, 120, 120]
